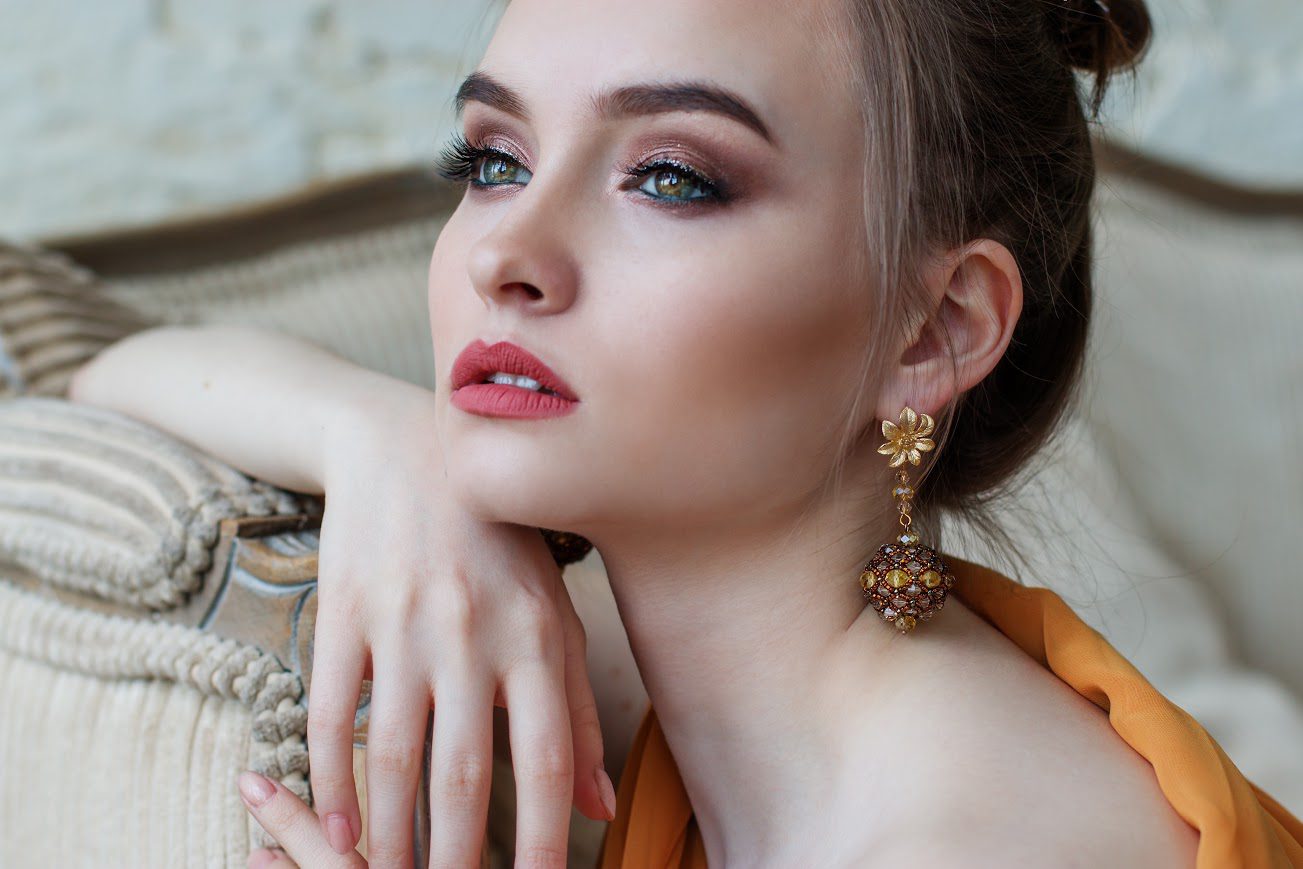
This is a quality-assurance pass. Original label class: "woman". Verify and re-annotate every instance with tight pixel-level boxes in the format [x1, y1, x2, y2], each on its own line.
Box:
[68, 0, 1303, 865]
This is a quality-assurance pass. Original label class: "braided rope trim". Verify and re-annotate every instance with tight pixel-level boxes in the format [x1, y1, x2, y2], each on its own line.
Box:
[0, 578, 310, 850]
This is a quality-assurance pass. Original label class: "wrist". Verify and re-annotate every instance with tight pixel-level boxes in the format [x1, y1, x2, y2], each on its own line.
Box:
[318, 370, 441, 493]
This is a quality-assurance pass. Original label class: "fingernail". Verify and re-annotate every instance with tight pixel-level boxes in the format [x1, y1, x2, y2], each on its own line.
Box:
[325, 812, 354, 855]
[248, 849, 279, 869]
[238, 770, 275, 807]
[595, 765, 618, 821]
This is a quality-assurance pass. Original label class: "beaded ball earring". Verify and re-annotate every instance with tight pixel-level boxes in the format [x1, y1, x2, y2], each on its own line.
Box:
[859, 406, 957, 633]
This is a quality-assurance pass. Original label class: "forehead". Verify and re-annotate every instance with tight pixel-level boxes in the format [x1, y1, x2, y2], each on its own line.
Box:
[476, 0, 856, 150]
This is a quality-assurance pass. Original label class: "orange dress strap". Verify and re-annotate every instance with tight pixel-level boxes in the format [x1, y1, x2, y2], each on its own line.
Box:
[597, 555, 1303, 868]
[598, 702, 706, 868]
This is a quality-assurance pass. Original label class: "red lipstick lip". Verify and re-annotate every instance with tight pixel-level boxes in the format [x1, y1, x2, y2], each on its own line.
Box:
[451, 339, 580, 402]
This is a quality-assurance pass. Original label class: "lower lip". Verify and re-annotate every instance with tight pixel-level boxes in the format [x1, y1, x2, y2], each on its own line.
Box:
[451, 383, 579, 419]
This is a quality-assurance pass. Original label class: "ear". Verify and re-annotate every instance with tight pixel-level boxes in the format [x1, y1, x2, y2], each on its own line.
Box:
[876, 239, 1023, 423]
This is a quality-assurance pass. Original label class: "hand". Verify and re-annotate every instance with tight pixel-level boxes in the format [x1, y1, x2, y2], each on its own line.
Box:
[307, 384, 617, 867]
[238, 770, 364, 868]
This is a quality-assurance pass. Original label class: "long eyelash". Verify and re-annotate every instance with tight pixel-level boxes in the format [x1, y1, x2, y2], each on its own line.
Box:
[620, 159, 727, 205]
[435, 131, 728, 205]
[434, 131, 497, 183]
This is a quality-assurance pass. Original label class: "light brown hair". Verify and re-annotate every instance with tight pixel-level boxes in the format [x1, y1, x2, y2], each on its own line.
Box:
[817, 0, 1153, 570]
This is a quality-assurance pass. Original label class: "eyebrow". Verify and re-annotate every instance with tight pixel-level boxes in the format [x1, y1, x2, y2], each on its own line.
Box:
[453, 70, 776, 146]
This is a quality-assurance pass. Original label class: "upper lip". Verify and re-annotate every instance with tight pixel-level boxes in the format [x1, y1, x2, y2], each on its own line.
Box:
[451, 339, 580, 401]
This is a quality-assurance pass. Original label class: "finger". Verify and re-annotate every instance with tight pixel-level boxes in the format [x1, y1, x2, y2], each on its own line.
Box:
[237, 771, 360, 869]
[503, 635, 574, 868]
[307, 609, 367, 855]
[427, 667, 495, 868]
[364, 656, 430, 868]
[555, 587, 616, 822]
[248, 847, 298, 869]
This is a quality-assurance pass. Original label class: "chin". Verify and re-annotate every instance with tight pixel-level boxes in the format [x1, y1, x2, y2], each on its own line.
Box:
[444, 434, 590, 530]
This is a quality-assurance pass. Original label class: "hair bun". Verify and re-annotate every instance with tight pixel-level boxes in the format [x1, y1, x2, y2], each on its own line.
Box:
[1046, 0, 1153, 115]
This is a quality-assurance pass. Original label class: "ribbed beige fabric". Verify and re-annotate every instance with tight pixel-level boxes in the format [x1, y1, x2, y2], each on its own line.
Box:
[0, 196, 449, 865]
[0, 579, 309, 866]
[100, 218, 444, 392]
[0, 396, 307, 610]
[0, 241, 159, 398]
[0, 652, 255, 867]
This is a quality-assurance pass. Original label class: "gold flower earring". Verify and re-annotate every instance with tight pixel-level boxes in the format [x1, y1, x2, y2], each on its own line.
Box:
[859, 406, 956, 633]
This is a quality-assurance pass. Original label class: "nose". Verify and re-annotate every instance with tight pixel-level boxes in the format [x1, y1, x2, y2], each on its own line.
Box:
[466, 182, 581, 315]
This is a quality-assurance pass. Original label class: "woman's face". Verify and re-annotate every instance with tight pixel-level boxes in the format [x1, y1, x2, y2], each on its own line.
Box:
[429, 0, 879, 537]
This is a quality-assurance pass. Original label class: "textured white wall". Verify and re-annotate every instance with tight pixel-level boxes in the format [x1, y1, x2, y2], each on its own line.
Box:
[2, 0, 500, 241]
[1, 0, 1299, 242]
[1095, 0, 1303, 189]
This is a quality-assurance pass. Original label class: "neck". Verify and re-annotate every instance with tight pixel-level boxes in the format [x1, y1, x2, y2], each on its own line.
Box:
[583, 492, 986, 864]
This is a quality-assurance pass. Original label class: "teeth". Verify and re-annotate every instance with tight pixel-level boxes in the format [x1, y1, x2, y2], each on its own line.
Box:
[485, 371, 557, 395]
[488, 372, 541, 390]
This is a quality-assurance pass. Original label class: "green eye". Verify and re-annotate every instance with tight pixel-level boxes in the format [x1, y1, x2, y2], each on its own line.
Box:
[434, 132, 726, 207]
[477, 154, 532, 186]
[631, 161, 718, 203]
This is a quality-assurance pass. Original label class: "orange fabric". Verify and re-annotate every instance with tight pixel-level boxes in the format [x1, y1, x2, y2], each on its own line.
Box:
[598, 555, 1303, 868]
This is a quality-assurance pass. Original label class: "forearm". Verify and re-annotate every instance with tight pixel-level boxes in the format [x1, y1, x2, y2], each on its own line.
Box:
[66, 323, 435, 495]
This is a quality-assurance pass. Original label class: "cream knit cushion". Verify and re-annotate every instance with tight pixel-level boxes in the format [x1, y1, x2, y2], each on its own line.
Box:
[0, 652, 255, 867]
[0, 580, 309, 867]
[97, 217, 443, 393]
[0, 242, 159, 398]
[0, 176, 473, 865]
[0, 397, 308, 610]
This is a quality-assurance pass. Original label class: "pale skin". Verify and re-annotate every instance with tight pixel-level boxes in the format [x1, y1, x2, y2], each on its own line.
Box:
[67, 0, 1201, 865]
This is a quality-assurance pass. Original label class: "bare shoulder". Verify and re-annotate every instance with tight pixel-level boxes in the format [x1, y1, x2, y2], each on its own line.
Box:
[863, 819, 1197, 868]
[856, 601, 1201, 867]
[858, 712, 1200, 866]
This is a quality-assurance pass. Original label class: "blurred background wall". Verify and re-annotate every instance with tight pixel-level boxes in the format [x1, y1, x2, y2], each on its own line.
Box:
[2, 0, 1301, 242]
[1, 0, 497, 241]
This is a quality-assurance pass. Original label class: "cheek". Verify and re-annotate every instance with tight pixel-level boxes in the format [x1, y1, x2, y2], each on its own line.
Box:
[593, 214, 870, 513]
[423, 189, 873, 528]
[428, 214, 480, 383]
